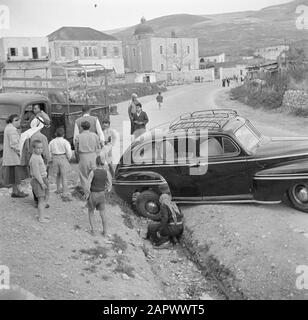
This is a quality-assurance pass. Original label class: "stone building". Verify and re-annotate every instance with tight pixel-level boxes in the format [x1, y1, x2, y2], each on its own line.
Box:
[199, 53, 226, 68]
[0, 37, 49, 62]
[48, 27, 125, 74]
[123, 18, 199, 73]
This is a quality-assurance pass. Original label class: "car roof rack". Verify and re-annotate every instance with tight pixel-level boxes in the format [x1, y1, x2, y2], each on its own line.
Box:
[169, 109, 238, 132]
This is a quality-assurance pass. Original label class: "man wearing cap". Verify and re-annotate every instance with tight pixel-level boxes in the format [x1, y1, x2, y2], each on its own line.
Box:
[128, 93, 139, 135]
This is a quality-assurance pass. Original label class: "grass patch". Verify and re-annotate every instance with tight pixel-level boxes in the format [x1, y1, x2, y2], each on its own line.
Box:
[80, 246, 109, 260]
[113, 255, 135, 278]
[111, 234, 128, 253]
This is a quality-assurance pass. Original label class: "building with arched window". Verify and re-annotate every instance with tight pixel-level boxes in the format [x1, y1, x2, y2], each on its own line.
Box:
[123, 18, 199, 73]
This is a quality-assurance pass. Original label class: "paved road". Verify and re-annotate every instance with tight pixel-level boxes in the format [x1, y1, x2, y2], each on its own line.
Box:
[112, 81, 308, 299]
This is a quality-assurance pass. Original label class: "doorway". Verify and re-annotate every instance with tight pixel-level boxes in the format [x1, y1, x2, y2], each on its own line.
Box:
[32, 47, 38, 59]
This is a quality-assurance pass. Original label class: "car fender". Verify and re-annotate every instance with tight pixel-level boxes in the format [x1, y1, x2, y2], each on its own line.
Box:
[113, 170, 170, 202]
[253, 159, 308, 201]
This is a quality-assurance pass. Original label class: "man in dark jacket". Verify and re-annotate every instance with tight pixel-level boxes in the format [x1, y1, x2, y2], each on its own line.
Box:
[132, 103, 149, 139]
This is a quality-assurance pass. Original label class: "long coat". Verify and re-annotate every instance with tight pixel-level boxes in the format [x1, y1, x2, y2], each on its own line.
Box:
[3, 123, 20, 166]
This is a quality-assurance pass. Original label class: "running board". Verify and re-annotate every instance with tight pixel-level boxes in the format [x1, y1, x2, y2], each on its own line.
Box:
[174, 199, 282, 205]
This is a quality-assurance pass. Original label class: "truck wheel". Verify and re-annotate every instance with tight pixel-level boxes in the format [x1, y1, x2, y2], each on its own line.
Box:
[135, 190, 161, 221]
[288, 183, 308, 213]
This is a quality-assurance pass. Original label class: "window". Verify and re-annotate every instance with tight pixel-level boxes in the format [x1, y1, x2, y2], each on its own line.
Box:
[235, 124, 261, 153]
[9, 48, 18, 56]
[73, 47, 80, 57]
[133, 48, 136, 57]
[93, 47, 97, 56]
[41, 46, 47, 56]
[84, 47, 88, 57]
[199, 137, 238, 158]
[102, 47, 107, 56]
[188, 63, 191, 71]
[187, 46, 190, 54]
[161, 64, 164, 71]
[160, 45, 163, 54]
[132, 142, 159, 164]
[89, 47, 92, 57]
[60, 47, 66, 57]
[114, 47, 119, 56]
[22, 47, 29, 56]
[173, 43, 177, 54]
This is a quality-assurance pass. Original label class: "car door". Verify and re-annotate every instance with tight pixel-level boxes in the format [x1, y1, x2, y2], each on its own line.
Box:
[194, 134, 251, 200]
[157, 135, 204, 200]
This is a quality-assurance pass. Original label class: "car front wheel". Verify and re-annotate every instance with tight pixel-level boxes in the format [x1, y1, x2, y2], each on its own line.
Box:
[288, 183, 308, 213]
[135, 190, 161, 221]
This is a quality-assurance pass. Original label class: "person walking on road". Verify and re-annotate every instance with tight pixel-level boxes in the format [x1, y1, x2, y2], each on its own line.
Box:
[132, 103, 149, 139]
[128, 93, 139, 136]
[75, 121, 101, 193]
[156, 92, 163, 110]
[2, 114, 28, 198]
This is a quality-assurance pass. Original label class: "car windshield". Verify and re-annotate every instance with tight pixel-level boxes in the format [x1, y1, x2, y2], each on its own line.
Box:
[0, 104, 20, 131]
[235, 122, 262, 153]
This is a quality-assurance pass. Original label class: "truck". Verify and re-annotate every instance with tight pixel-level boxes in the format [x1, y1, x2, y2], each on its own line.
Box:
[0, 63, 110, 155]
[0, 64, 110, 184]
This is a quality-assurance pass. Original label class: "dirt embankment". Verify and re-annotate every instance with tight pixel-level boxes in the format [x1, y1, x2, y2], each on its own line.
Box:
[0, 164, 222, 300]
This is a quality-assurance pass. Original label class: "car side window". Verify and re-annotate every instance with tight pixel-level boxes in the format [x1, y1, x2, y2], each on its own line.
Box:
[199, 136, 239, 158]
[132, 142, 158, 164]
[21, 105, 34, 130]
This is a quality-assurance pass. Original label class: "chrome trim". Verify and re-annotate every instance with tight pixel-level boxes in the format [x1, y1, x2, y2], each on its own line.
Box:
[113, 180, 166, 186]
[254, 175, 308, 180]
[120, 152, 308, 170]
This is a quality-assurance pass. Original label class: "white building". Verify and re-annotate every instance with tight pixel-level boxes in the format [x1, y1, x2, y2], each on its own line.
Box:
[199, 53, 225, 67]
[48, 27, 125, 74]
[124, 18, 199, 73]
[254, 45, 289, 61]
[0, 37, 49, 62]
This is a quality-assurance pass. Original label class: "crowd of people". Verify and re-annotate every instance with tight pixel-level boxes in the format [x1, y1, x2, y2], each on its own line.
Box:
[2, 93, 183, 245]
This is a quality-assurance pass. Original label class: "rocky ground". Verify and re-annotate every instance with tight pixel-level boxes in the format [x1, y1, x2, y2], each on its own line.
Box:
[0, 163, 223, 300]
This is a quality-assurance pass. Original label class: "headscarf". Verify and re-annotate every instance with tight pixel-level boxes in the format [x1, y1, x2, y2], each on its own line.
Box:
[159, 193, 181, 223]
[19, 117, 44, 153]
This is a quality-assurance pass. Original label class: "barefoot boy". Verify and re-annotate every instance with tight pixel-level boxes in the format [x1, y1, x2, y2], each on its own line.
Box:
[29, 140, 49, 223]
[85, 155, 112, 236]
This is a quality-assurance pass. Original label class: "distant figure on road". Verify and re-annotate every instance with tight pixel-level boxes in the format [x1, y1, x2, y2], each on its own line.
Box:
[128, 93, 139, 135]
[132, 103, 149, 139]
[74, 105, 105, 148]
[222, 79, 226, 87]
[75, 121, 101, 193]
[146, 193, 184, 247]
[156, 92, 163, 110]
[227, 78, 230, 87]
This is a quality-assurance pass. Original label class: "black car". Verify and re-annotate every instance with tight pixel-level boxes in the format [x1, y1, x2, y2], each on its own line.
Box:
[114, 109, 308, 220]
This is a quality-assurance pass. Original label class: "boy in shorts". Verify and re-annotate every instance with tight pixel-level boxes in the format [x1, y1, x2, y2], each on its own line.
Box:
[29, 140, 49, 223]
[86, 155, 112, 236]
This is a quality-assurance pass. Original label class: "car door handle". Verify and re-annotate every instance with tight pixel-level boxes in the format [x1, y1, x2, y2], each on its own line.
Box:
[189, 163, 208, 175]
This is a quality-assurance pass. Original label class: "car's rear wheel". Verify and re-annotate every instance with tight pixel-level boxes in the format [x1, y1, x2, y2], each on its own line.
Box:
[288, 183, 308, 213]
[135, 190, 161, 221]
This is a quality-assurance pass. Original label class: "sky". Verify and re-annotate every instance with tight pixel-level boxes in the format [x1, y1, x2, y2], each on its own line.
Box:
[0, 0, 293, 37]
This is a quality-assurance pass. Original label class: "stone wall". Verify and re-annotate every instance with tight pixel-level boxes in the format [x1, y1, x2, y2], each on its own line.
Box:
[281, 90, 308, 112]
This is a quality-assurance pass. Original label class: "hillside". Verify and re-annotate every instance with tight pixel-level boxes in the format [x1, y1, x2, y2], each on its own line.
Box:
[107, 0, 308, 57]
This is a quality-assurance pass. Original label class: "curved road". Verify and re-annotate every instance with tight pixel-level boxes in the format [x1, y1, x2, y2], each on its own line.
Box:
[113, 81, 308, 300]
